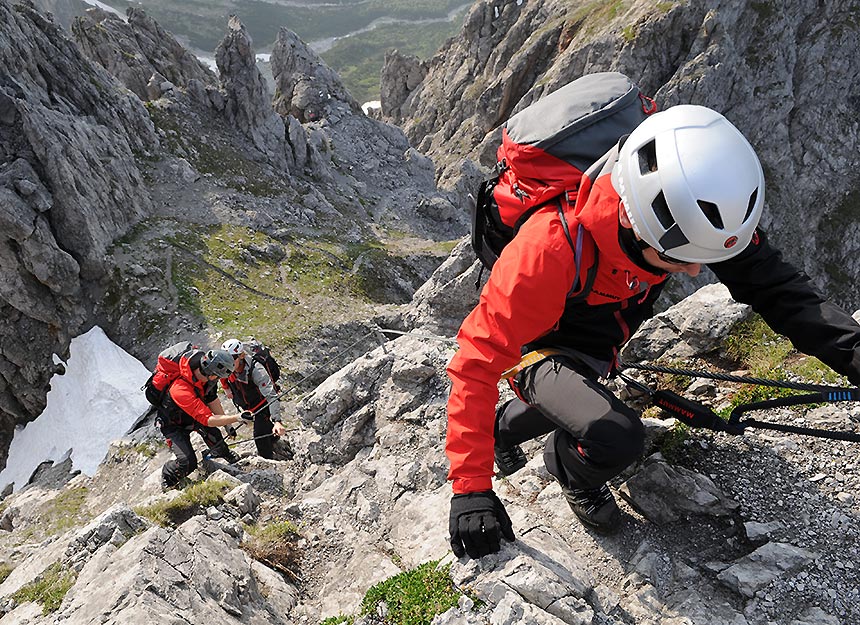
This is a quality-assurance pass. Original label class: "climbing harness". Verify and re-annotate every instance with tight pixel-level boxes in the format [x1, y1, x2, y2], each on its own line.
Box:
[616, 359, 860, 442]
[500, 349, 566, 379]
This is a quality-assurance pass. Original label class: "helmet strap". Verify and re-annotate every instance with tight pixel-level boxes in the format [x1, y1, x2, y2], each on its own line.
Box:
[618, 223, 662, 273]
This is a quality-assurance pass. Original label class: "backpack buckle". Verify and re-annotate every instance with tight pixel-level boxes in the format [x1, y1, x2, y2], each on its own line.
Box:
[639, 93, 657, 115]
[513, 182, 530, 202]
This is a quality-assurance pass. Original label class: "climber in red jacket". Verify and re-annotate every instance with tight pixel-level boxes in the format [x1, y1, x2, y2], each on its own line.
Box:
[158, 347, 251, 489]
[446, 105, 860, 558]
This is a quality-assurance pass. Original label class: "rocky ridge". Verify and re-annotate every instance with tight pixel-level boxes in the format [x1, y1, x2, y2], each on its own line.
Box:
[71, 6, 217, 101]
[1, 1, 859, 624]
[0, 0, 466, 465]
[0, 0, 158, 460]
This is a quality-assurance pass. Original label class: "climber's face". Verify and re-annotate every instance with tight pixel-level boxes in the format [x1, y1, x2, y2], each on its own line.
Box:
[640, 247, 702, 277]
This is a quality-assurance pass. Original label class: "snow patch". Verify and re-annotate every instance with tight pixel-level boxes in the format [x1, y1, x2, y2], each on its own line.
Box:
[80, 0, 124, 19]
[362, 100, 381, 114]
[0, 327, 151, 492]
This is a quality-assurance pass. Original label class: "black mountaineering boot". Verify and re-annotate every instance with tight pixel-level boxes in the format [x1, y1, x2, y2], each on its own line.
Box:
[561, 482, 621, 533]
[494, 444, 527, 477]
[222, 449, 240, 464]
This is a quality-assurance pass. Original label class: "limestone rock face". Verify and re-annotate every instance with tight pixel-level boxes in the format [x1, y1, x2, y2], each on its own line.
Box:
[216, 16, 289, 170]
[72, 7, 217, 101]
[270, 28, 362, 123]
[379, 49, 428, 123]
[30, 0, 94, 29]
[0, 0, 156, 463]
[384, 0, 860, 310]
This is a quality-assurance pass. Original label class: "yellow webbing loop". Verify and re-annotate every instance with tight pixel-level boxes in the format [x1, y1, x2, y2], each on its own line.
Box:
[500, 349, 566, 380]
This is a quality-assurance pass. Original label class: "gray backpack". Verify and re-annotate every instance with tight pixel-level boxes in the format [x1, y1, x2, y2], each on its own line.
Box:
[471, 72, 656, 271]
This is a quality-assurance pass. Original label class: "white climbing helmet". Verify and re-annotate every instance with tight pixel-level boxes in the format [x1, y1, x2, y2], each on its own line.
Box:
[611, 104, 765, 263]
[222, 338, 245, 358]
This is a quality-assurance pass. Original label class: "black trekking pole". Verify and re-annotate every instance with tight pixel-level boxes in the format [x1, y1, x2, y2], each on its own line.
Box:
[224, 428, 300, 449]
[616, 360, 860, 442]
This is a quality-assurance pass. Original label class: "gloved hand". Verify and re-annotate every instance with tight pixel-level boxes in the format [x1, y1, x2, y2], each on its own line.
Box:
[240, 410, 254, 422]
[449, 490, 515, 559]
[226, 426, 237, 439]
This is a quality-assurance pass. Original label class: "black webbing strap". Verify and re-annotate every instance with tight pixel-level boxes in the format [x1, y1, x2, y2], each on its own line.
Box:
[727, 393, 860, 442]
[618, 368, 860, 442]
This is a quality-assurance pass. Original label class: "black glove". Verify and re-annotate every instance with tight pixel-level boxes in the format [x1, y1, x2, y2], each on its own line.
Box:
[449, 490, 515, 559]
[240, 410, 254, 422]
[226, 426, 237, 439]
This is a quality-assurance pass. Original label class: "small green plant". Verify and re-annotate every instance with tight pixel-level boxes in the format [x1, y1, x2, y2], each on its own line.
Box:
[134, 479, 231, 527]
[10, 561, 76, 614]
[656, 360, 693, 393]
[132, 441, 161, 458]
[724, 314, 793, 374]
[658, 422, 692, 463]
[787, 355, 846, 386]
[718, 382, 796, 419]
[0, 561, 13, 584]
[359, 560, 462, 625]
[318, 560, 472, 625]
[621, 24, 637, 41]
[720, 313, 845, 415]
[114, 440, 162, 460]
[245, 519, 300, 542]
[242, 520, 301, 581]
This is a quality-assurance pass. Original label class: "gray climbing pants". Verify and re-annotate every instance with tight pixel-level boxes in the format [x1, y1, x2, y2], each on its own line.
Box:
[495, 355, 645, 490]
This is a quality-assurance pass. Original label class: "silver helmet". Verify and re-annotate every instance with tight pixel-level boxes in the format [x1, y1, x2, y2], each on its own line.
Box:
[200, 349, 235, 378]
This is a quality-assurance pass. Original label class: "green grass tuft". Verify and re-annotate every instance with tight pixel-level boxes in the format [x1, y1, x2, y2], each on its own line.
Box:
[318, 560, 474, 625]
[135, 479, 231, 527]
[242, 520, 302, 582]
[719, 313, 849, 416]
[0, 562, 13, 584]
[37, 487, 90, 537]
[657, 422, 691, 464]
[10, 561, 76, 614]
[724, 314, 794, 375]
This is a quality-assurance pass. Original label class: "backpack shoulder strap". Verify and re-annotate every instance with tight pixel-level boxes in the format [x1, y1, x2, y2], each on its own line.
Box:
[555, 198, 599, 302]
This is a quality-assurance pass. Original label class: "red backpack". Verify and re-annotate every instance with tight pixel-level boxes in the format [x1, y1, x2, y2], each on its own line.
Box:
[471, 72, 656, 273]
[143, 341, 199, 406]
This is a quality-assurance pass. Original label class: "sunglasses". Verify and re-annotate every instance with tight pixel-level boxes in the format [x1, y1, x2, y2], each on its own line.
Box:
[654, 249, 691, 266]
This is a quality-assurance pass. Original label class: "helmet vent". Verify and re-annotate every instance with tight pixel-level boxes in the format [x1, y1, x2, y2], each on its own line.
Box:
[697, 200, 724, 229]
[637, 140, 658, 175]
[652, 191, 675, 229]
[743, 188, 759, 222]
